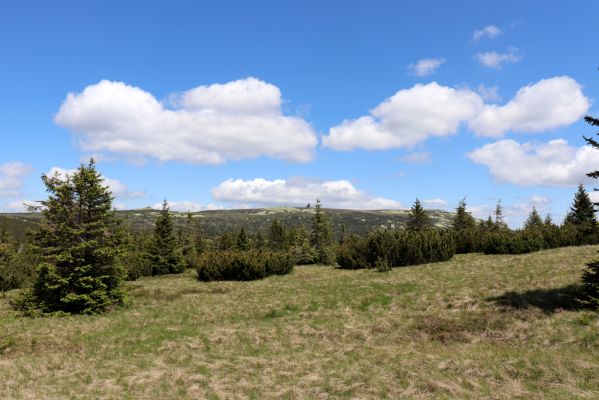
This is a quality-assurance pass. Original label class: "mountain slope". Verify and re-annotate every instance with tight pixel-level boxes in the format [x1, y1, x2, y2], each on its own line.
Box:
[1, 207, 456, 239]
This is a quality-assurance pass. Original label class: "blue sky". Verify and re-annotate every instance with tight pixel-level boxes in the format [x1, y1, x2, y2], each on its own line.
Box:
[1, 0, 598, 227]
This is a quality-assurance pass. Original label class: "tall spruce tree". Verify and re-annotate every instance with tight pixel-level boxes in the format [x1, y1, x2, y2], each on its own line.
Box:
[566, 184, 596, 226]
[581, 111, 599, 307]
[452, 197, 476, 230]
[310, 199, 334, 264]
[494, 200, 508, 230]
[406, 198, 431, 231]
[149, 200, 185, 275]
[584, 114, 599, 181]
[16, 159, 126, 315]
[524, 207, 543, 230]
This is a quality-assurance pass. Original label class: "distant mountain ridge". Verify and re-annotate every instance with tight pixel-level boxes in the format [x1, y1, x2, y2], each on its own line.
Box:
[1, 207, 456, 241]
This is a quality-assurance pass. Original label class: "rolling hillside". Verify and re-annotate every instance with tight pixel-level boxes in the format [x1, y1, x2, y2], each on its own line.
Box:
[0, 207, 456, 240]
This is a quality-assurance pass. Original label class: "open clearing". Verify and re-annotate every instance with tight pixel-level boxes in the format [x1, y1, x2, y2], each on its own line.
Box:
[1, 246, 598, 399]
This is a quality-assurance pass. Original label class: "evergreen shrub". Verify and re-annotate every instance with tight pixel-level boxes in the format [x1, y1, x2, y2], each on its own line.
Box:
[337, 229, 455, 269]
[196, 250, 293, 281]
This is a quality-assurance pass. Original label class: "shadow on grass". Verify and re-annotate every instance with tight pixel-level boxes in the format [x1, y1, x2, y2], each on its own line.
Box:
[487, 284, 587, 314]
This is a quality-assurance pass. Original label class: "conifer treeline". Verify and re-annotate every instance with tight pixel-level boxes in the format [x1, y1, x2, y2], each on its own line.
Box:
[0, 160, 334, 313]
[337, 188, 599, 271]
[447, 187, 598, 256]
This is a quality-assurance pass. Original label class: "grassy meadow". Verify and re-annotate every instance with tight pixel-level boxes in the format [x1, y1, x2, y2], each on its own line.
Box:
[1, 245, 599, 399]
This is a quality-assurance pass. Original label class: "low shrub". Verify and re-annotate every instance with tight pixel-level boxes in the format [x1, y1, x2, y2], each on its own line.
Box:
[337, 229, 456, 269]
[482, 230, 544, 255]
[481, 224, 599, 256]
[120, 251, 153, 281]
[336, 235, 369, 269]
[196, 250, 293, 281]
[0, 243, 38, 292]
[292, 244, 319, 265]
[313, 246, 336, 266]
[454, 228, 483, 254]
[374, 257, 391, 272]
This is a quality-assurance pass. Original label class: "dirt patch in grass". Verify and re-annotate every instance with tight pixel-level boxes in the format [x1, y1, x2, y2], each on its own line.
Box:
[410, 311, 513, 343]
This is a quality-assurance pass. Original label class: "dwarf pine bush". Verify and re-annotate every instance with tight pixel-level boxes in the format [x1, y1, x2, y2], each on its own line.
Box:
[336, 229, 456, 269]
[196, 250, 293, 281]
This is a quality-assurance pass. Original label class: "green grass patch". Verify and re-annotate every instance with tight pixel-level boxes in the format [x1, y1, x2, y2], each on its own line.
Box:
[1, 246, 598, 399]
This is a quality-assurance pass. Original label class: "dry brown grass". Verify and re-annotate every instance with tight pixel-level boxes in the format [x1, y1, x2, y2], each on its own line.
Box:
[1, 245, 598, 399]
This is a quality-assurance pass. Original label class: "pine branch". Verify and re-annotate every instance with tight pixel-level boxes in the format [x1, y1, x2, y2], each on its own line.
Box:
[587, 171, 599, 179]
[585, 115, 599, 127]
[584, 135, 599, 148]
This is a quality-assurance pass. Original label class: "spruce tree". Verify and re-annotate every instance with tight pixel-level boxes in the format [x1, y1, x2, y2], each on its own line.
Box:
[180, 211, 195, 265]
[149, 200, 185, 275]
[566, 184, 596, 226]
[15, 159, 126, 315]
[541, 213, 560, 249]
[406, 198, 431, 231]
[452, 197, 476, 230]
[494, 200, 508, 230]
[309, 199, 334, 264]
[268, 219, 286, 250]
[584, 114, 599, 181]
[524, 207, 543, 230]
[194, 220, 205, 256]
[236, 226, 250, 250]
[285, 226, 300, 248]
[484, 215, 495, 230]
[581, 112, 599, 307]
[254, 231, 266, 249]
[217, 232, 235, 250]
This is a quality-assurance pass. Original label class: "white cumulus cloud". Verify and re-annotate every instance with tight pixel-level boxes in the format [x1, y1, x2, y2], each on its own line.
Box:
[408, 58, 446, 77]
[323, 76, 590, 151]
[54, 78, 318, 164]
[476, 48, 522, 69]
[322, 82, 483, 151]
[468, 139, 599, 186]
[470, 76, 590, 137]
[152, 201, 225, 212]
[0, 162, 32, 197]
[212, 177, 403, 209]
[472, 25, 502, 42]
